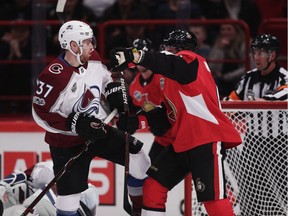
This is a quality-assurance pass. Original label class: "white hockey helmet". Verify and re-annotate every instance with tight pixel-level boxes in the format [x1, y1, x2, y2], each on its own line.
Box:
[58, 20, 94, 51]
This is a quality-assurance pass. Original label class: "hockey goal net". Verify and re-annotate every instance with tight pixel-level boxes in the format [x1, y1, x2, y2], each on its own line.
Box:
[184, 101, 288, 216]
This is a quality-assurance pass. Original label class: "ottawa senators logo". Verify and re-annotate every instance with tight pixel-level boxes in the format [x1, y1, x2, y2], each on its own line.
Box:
[195, 178, 205, 192]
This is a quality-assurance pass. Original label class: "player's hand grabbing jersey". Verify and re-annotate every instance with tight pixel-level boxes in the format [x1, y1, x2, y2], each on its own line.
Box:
[32, 50, 113, 147]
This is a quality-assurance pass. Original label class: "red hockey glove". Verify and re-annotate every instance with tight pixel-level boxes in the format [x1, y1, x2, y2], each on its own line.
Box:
[66, 112, 108, 142]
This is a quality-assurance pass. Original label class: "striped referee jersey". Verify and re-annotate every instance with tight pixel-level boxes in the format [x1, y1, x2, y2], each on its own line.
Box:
[228, 64, 287, 101]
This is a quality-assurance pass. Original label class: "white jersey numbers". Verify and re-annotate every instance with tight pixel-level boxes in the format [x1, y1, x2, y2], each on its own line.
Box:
[36, 80, 53, 98]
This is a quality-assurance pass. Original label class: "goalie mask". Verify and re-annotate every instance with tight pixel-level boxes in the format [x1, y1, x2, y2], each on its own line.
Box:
[161, 29, 197, 52]
[58, 20, 96, 64]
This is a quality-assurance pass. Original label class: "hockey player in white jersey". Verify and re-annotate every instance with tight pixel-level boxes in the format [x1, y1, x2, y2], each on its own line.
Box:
[31, 20, 150, 216]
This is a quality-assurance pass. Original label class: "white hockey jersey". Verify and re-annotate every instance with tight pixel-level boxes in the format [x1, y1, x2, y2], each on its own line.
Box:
[32, 50, 113, 147]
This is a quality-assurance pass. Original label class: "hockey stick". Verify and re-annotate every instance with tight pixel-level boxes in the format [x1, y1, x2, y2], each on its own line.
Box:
[120, 72, 132, 215]
[56, 0, 67, 23]
[20, 109, 118, 216]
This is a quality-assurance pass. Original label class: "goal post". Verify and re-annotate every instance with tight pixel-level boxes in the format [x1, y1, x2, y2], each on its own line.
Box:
[184, 101, 288, 216]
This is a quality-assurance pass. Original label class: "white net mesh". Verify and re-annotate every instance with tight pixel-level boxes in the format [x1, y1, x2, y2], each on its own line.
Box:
[190, 107, 288, 216]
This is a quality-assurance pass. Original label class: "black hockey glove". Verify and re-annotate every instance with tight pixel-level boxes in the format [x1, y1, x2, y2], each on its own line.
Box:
[127, 134, 143, 154]
[105, 82, 124, 112]
[109, 48, 138, 72]
[145, 103, 171, 136]
[116, 113, 139, 134]
[66, 112, 108, 142]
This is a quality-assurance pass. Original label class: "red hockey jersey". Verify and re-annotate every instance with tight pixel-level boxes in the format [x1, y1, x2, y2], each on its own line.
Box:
[129, 73, 174, 146]
[144, 50, 242, 152]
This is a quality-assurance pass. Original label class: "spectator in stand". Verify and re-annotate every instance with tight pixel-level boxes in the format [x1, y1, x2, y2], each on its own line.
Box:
[47, 0, 96, 23]
[189, 25, 211, 59]
[46, 0, 97, 56]
[0, 26, 31, 60]
[103, 9, 151, 59]
[196, 0, 262, 38]
[82, 0, 116, 22]
[208, 23, 248, 99]
[0, 0, 32, 24]
[224, 34, 287, 215]
[151, 0, 203, 49]
[255, 0, 287, 20]
[0, 27, 32, 115]
[225, 34, 287, 101]
[0, 5, 32, 113]
[100, 0, 150, 47]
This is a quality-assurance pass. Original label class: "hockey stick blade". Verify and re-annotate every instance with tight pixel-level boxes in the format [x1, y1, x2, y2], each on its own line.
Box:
[56, 0, 67, 23]
[20, 109, 118, 216]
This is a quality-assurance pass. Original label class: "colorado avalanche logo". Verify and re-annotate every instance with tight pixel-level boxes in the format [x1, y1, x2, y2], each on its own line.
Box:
[73, 85, 101, 116]
[49, 63, 63, 74]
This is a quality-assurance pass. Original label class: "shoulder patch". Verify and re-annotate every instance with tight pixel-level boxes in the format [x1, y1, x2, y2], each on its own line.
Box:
[159, 77, 165, 90]
[49, 63, 63, 75]
[134, 90, 142, 101]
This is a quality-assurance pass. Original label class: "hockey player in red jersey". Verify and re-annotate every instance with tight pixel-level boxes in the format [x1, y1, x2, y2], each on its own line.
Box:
[110, 30, 242, 216]
[32, 20, 150, 216]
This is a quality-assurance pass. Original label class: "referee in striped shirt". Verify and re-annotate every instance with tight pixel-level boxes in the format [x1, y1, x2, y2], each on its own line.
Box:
[226, 34, 287, 101]
[225, 34, 287, 215]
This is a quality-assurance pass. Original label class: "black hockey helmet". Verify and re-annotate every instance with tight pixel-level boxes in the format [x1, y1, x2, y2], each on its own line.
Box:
[161, 29, 197, 52]
[251, 34, 280, 53]
[133, 38, 153, 51]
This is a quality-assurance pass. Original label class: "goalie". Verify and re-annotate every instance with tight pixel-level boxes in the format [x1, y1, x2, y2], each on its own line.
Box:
[0, 161, 99, 216]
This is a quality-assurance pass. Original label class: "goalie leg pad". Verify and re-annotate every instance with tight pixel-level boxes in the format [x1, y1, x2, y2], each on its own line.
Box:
[23, 190, 56, 216]
[2, 171, 27, 186]
[55, 193, 81, 212]
[203, 199, 235, 216]
[129, 149, 151, 180]
[28, 161, 54, 189]
[142, 177, 168, 211]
